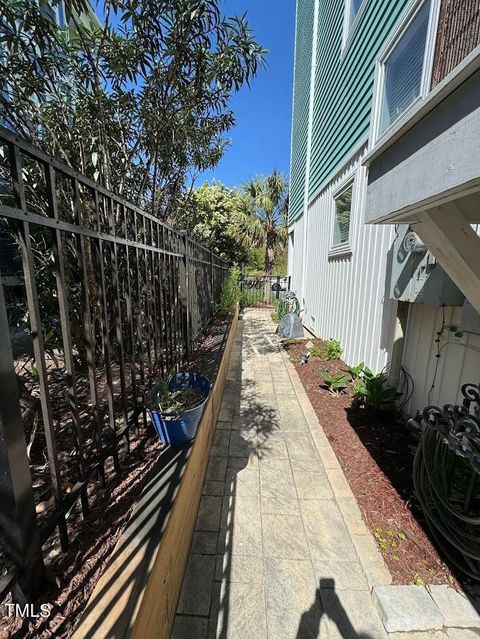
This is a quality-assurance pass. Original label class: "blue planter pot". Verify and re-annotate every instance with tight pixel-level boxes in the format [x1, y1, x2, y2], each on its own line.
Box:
[148, 372, 211, 447]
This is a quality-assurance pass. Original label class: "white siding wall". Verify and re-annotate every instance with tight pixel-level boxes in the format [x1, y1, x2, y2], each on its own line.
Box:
[291, 146, 397, 372]
[402, 304, 480, 414]
[286, 150, 480, 416]
[289, 215, 305, 298]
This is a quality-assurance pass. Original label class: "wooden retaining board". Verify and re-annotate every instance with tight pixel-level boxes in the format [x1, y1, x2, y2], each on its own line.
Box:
[73, 305, 239, 639]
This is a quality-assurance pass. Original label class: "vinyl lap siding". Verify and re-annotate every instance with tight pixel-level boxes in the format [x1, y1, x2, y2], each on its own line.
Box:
[402, 305, 480, 414]
[289, 0, 315, 223]
[302, 147, 396, 372]
[308, 0, 411, 200]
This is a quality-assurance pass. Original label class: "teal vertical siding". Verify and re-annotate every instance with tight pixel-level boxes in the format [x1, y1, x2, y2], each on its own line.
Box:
[289, 0, 315, 222]
[289, 0, 411, 222]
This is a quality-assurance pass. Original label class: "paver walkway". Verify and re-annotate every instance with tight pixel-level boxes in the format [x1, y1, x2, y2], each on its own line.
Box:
[172, 309, 464, 639]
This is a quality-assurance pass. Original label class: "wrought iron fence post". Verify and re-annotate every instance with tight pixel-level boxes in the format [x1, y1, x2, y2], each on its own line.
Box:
[179, 233, 191, 361]
[276, 275, 280, 300]
[0, 275, 46, 600]
[210, 252, 215, 316]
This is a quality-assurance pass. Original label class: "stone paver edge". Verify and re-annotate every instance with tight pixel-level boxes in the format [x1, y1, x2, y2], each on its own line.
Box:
[274, 334, 391, 584]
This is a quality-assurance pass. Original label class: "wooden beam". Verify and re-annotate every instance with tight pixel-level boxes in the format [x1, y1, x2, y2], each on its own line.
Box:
[413, 203, 480, 313]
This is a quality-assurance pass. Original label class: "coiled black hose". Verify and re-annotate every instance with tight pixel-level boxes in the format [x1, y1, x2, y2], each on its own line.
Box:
[413, 429, 480, 580]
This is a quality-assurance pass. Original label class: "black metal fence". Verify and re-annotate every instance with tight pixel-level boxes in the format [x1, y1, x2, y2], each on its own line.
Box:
[239, 274, 291, 302]
[0, 124, 229, 601]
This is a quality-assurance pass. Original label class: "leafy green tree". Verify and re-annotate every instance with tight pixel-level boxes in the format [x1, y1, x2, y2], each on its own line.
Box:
[174, 182, 249, 263]
[245, 246, 264, 273]
[239, 171, 289, 300]
[0, 0, 266, 216]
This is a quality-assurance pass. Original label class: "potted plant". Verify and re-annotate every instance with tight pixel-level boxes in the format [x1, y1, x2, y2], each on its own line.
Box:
[147, 371, 211, 446]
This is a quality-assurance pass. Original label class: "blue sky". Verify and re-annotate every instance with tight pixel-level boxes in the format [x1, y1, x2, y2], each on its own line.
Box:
[198, 0, 296, 189]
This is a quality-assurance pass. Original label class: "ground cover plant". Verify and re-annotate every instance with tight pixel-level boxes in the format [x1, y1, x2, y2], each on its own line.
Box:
[319, 369, 349, 395]
[283, 337, 456, 586]
[352, 366, 402, 412]
[322, 338, 343, 360]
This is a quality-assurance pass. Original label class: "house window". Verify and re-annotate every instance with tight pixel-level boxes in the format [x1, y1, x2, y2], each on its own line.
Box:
[333, 185, 353, 248]
[343, 0, 367, 47]
[378, 0, 432, 136]
[347, 0, 364, 30]
[39, 0, 66, 28]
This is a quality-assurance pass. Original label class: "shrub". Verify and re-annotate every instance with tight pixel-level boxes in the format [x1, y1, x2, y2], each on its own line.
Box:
[319, 369, 349, 395]
[344, 362, 364, 379]
[217, 266, 241, 314]
[322, 338, 342, 360]
[352, 367, 401, 412]
[240, 287, 264, 307]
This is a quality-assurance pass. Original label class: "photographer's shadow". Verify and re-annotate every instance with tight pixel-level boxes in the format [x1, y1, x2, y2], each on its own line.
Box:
[296, 579, 375, 639]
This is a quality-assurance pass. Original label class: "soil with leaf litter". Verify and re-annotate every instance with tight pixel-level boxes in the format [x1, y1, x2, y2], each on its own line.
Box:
[0, 314, 230, 639]
[149, 387, 204, 416]
[283, 337, 457, 587]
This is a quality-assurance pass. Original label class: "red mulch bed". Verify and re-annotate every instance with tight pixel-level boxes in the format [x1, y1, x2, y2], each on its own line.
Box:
[283, 338, 456, 587]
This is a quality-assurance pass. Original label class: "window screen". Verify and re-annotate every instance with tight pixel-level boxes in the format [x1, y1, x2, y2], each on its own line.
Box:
[379, 0, 431, 135]
[333, 186, 352, 246]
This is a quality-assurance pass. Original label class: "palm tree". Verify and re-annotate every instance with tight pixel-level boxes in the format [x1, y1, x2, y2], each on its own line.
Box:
[240, 171, 289, 302]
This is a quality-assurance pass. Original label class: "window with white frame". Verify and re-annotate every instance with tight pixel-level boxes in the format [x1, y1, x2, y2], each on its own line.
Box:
[377, 0, 434, 137]
[332, 184, 353, 248]
[344, 0, 365, 42]
[348, 0, 364, 28]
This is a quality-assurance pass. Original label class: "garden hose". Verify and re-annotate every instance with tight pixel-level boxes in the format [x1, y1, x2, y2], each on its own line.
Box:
[413, 428, 480, 580]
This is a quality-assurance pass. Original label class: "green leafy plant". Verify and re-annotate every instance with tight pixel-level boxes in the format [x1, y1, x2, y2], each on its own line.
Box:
[308, 346, 323, 358]
[152, 372, 175, 412]
[1, 0, 266, 214]
[274, 297, 290, 322]
[374, 527, 408, 563]
[240, 287, 264, 307]
[412, 575, 427, 587]
[344, 362, 364, 379]
[319, 369, 349, 395]
[353, 368, 401, 412]
[218, 267, 241, 314]
[322, 338, 342, 360]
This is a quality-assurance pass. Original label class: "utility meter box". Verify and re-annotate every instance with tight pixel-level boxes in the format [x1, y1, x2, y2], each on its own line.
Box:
[390, 225, 465, 306]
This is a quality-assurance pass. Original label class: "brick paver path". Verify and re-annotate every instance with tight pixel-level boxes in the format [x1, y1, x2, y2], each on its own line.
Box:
[172, 308, 391, 639]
